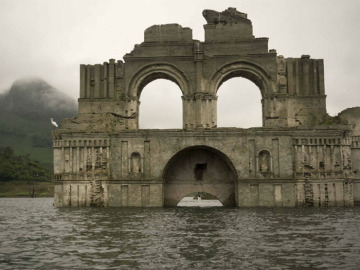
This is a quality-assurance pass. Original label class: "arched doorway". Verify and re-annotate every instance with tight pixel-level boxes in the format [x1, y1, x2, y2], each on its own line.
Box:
[163, 146, 238, 207]
[139, 79, 182, 129]
[217, 77, 262, 128]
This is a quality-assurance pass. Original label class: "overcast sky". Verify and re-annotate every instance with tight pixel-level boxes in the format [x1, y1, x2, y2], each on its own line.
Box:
[1, 0, 359, 128]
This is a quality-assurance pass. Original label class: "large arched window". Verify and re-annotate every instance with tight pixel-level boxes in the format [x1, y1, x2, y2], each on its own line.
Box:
[217, 77, 262, 128]
[139, 79, 182, 129]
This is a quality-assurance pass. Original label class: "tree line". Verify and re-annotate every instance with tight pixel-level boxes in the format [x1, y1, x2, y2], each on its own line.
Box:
[0, 147, 52, 182]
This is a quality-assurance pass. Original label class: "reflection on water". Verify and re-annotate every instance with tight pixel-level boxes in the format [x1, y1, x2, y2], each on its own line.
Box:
[1, 198, 360, 269]
[177, 197, 223, 207]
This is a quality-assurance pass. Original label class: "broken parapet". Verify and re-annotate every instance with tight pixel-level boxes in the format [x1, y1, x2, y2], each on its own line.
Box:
[80, 59, 124, 99]
[144, 24, 192, 42]
[203, 8, 250, 25]
[203, 7, 254, 41]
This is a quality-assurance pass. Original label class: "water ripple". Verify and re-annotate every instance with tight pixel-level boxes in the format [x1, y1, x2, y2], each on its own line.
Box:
[1, 198, 360, 269]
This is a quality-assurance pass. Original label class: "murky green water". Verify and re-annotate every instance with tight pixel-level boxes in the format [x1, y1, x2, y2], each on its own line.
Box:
[1, 198, 360, 269]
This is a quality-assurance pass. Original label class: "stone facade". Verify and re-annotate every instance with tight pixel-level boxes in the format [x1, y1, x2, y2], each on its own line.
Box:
[53, 8, 360, 207]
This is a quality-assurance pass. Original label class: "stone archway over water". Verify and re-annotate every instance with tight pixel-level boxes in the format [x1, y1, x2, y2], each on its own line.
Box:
[163, 146, 238, 207]
[53, 8, 359, 208]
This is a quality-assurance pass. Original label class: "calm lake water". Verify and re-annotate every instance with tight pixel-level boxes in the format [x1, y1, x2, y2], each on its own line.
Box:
[1, 198, 360, 269]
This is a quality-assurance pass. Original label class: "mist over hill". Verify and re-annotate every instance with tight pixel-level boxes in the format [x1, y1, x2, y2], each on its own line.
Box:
[0, 77, 77, 166]
[0, 77, 77, 121]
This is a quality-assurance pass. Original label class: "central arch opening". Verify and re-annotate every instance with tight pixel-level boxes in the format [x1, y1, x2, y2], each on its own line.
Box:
[163, 146, 238, 207]
[139, 79, 182, 129]
[177, 192, 223, 207]
[217, 77, 262, 128]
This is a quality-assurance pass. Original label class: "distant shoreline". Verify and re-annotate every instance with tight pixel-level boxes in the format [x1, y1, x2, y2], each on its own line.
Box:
[0, 180, 54, 197]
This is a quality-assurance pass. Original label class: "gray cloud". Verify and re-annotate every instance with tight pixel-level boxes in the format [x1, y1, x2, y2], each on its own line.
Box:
[1, 0, 359, 127]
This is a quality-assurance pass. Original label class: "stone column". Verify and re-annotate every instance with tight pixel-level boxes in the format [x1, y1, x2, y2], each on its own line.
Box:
[249, 139, 256, 178]
[182, 95, 193, 129]
[61, 144, 65, 174]
[94, 64, 101, 98]
[76, 145, 80, 176]
[301, 55, 310, 95]
[103, 62, 108, 98]
[193, 42, 204, 128]
[86, 65, 91, 98]
[286, 58, 294, 95]
[69, 146, 73, 176]
[272, 138, 280, 177]
[318, 60, 325, 95]
[194, 92, 203, 128]
[295, 59, 300, 95]
[106, 145, 110, 178]
[108, 59, 115, 98]
[312, 61, 318, 95]
[92, 146, 95, 173]
[121, 141, 128, 179]
[80, 65, 86, 98]
[84, 144, 87, 180]
[144, 141, 150, 178]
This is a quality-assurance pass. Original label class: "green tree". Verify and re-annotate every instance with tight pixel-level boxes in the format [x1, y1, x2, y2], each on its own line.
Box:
[0, 147, 52, 182]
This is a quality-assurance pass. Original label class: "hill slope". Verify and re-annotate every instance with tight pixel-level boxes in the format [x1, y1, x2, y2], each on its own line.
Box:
[0, 78, 77, 166]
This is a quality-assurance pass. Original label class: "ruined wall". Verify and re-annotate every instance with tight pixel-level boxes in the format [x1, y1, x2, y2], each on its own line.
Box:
[53, 129, 357, 207]
[62, 8, 327, 133]
[53, 136, 110, 207]
[54, 8, 359, 207]
[352, 136, 360, 205]
[292, 137, 353, 206]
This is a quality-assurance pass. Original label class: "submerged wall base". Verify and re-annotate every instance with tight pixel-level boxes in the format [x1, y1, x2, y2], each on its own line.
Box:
[52, 128, 359, 207]
[54, 179, 355, 207]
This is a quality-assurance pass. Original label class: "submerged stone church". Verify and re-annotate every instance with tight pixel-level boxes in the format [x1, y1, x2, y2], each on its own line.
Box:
[53, 8, 360, 207]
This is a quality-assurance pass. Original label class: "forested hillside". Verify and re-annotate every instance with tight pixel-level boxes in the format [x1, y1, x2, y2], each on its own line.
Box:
[0, 146, 54, 196]
[0, 147, 51, 181]
[0, 78, 77, 168]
